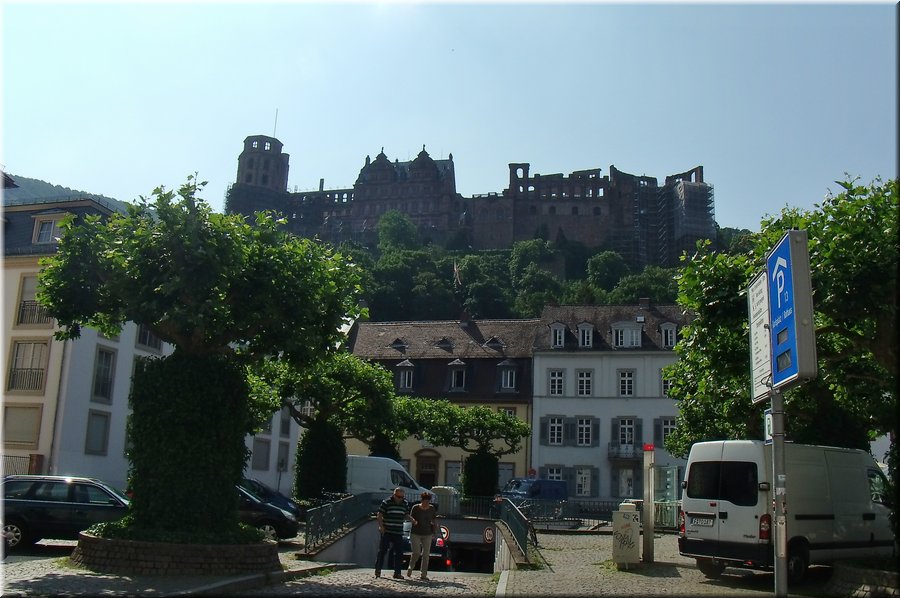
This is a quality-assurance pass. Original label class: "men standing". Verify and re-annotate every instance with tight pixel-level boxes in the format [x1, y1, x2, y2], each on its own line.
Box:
[375, 487, 409, 579]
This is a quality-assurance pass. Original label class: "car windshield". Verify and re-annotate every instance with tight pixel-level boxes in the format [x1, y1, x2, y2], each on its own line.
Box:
[503, 479, 533, 493]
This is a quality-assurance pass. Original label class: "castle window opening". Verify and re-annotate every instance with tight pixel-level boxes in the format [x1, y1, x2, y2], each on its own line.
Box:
[264, 141, 271, 151]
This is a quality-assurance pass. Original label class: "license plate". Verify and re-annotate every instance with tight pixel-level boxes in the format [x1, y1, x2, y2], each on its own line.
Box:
[691, 516, 715, 527]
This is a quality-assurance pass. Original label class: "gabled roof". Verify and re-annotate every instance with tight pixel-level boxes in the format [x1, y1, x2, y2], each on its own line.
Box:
[535, 304, 692, 351]
[350, 319, 539, 360]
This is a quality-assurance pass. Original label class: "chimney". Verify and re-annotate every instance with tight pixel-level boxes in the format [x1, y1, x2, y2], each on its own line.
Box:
[459, 310, 471, 328]
[639, 297, 650, 309]
[319, 178, 325, 192]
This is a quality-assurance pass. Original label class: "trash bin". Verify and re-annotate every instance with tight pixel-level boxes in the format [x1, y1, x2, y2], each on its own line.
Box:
[430, 486, 460, 515]
[612, 501, 640, 568]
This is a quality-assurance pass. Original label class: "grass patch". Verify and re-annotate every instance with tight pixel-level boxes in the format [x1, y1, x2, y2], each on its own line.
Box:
[55, 557, 87, 570]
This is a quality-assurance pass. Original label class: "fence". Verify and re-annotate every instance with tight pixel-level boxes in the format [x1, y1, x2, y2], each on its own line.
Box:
[304, 492, 377, 550]
[2, 454, 39, 476]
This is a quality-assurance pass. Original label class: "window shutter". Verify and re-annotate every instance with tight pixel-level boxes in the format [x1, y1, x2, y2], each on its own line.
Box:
[590, 467, 600, 497]
[563, 466, 575, 496]
[654, 419, 662, 445]
[591, 420, 601, 447]
[564, 419, 576, 447]
[610, 418, 619, 446]
[538, 466, 547, 479]
[635, 419, 643, 444]
[539, 417, 548, 445]
[611, 468, 620, 498]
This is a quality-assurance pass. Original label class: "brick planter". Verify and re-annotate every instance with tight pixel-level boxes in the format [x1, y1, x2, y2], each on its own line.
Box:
[826, 562, 900, 598]
[71, 532, 281, 576]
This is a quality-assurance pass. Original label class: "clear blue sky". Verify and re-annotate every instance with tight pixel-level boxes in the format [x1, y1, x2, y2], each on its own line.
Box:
[3, 2, 896, 231]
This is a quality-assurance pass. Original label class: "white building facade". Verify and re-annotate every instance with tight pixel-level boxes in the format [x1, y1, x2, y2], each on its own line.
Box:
[531, 302, 690, 502]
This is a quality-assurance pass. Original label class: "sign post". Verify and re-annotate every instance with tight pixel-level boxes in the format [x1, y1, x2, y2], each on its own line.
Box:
[748, 230, 817, 598]
[642, 443, 655, 563]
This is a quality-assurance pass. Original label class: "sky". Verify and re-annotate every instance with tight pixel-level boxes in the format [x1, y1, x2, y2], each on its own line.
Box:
[2, 1, 896, 231]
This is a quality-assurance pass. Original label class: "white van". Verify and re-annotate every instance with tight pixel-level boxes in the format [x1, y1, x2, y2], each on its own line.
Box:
[346, 455, 431, 504]
[678, 440, 893, 584]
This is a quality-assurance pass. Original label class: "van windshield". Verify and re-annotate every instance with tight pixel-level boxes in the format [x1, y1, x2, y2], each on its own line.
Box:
[391, 469, 415, 488]
[503, 479, 533, 493]
[687, 461, 758, 506]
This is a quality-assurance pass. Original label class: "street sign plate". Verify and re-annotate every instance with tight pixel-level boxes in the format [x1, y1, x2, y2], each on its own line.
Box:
[748, 270, 772, 403]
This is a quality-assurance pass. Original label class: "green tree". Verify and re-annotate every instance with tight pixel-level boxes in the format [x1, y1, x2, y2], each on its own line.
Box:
[377, 209, 420, 252]
[607, 265, 678, 304]
[37, 177, 362, 542]
[512, 263, 562, 317]
[586, 251, 630, 291]
[665, 178, 897, 476]
[253, 352, 397, 499]
[509, 239, 556, 287]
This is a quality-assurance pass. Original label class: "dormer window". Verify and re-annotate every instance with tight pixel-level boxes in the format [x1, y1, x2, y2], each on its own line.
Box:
[484, 336, 505, 350]
[612, 322, 642, 348]
[448, 358, 466, 391]
[497, 359, 517, 392]
[33, 216, 65, 244]
[435, 337, 453, 351]
[396, 359, 414, 391]
[550, 323, 566, 349]
[577, 323, 594, 348]
[389, 338, 408, 352]
[660, 323, 677, 348]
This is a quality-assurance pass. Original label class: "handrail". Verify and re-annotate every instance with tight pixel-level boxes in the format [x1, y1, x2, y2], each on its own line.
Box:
[304, 492, 376, 550]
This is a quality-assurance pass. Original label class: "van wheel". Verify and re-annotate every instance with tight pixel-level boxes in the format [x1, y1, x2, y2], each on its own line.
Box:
[697, 558, 726, 578]
[787, 542, 809, 585]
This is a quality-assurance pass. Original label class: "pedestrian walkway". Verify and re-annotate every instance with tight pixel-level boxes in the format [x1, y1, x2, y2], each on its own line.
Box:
[0, 532, 840, 597]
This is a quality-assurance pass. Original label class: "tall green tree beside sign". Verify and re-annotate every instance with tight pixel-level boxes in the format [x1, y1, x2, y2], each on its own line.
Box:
[665, 177, 897, 467]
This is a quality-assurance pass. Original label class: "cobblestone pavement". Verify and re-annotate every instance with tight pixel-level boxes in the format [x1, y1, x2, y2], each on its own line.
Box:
[1, 533, 835, 597]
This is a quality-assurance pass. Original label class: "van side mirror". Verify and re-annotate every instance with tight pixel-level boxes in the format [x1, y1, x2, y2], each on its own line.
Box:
[758, 482, 770, 491]
[680, 481, 687, 489]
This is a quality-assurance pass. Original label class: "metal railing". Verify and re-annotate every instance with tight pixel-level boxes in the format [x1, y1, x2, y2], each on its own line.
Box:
[17, 301, 53, 325]
[7, 368, 45, 391]
[3, 455, 32, 476]
[497, 498, 530, 555]
[304, 492, 377, 550]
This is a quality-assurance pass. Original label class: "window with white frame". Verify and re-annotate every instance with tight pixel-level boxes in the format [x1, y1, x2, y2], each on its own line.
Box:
[550, 324, 565, 348]
[578, 324, 593, 348]
[577, 418, 593, 446]
[85, 410, 110, 455]
[548, 417, 564, 445]
[33, 217, 64, 244]
[450, 367, 466, 391]
[251, 438, 271, 470]
[398, 368, 413, 390]
[92, 347, 116, 403]
[577, 370, 593, 396]
[613, 324, 642, 348]
[300, 400, 315, 417]
[549, 369, 565, 396]
[619, 418, 635, 446]
[618, 370, 635, 396]
[661, 323, 677, 348]
[576, 467, 592, 497]
[499, 407, 516, 417]
[661, 418, 677, 444]
[661, 375, 673, 397]
[8, 340, 48, 392]
[136, 324, 162, 352]
[500, 367, 517, 390]
[16, 275, 52, 326]
[546, 466, 563, 481]
[3, 404, 43, 449]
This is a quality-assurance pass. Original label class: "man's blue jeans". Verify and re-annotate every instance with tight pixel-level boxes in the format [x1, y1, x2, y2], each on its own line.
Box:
[375, 532, 404, 576]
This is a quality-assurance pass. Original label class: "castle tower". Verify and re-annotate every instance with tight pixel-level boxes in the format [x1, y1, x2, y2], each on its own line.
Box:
[235, 135, 289, 192]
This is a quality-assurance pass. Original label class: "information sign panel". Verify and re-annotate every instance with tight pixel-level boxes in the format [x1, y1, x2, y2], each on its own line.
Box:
[748, 270, 772, 403]
[765, 230, 817, 390]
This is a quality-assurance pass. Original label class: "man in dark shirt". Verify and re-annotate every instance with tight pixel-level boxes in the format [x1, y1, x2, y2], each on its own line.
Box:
[375, 487, 410, 579]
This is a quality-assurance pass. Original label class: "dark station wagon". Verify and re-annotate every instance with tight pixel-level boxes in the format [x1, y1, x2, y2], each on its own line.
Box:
[2, 475, 130, 551]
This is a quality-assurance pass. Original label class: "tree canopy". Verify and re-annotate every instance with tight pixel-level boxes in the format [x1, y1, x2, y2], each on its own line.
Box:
[665, 177, 897, 464]
[36, 177, 363, 541]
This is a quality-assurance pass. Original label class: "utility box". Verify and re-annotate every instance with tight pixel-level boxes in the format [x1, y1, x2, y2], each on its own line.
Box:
[612, 502, 640, 568]
[430, 486, 460, 515]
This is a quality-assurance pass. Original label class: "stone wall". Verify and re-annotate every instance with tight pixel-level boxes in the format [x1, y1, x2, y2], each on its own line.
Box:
[826, 562, 899, 598]
[71, 532, 281, 576]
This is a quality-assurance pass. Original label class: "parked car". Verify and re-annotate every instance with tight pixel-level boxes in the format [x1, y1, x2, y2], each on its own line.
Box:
[400, 520, 452, 572]
[239, 478, 302, 519]
[2, 475, 130, 551]
[236, 485, 299, 540]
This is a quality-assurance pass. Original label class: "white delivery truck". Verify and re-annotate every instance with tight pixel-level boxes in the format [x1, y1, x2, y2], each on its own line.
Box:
[346, 455, 431, 504]
[678, 440, 893, 584]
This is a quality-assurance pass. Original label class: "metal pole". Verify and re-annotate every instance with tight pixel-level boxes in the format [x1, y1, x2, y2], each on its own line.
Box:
[771, 388, 788, 597]
[642, 445, 654, 563]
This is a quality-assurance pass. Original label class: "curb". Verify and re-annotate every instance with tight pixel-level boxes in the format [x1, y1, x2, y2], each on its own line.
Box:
[171, 562, 356, 596]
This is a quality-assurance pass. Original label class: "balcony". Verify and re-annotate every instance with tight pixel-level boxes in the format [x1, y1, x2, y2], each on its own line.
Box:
[17, 301, 52, 326]
[8, 368, 45, 391]
[607, 443, 641, 460]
